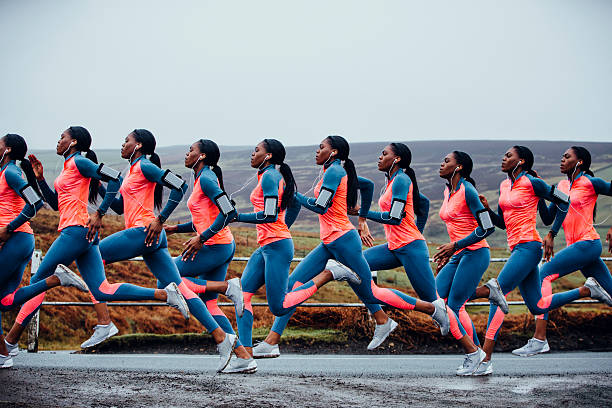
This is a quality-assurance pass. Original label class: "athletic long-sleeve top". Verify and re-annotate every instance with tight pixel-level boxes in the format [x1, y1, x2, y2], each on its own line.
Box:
[489, 172, 568, 250]
[235, 165, 292, 246]
[360, 170, 430, 250]
[106, 156, 187, 229]
[0, 161, 44, 234]
[538, 172, 612, 246]
[37, 152, 120, 231]
[296, 160, 355, 244]
[439, 178, 494, 255]
[175, 166, 234, 245]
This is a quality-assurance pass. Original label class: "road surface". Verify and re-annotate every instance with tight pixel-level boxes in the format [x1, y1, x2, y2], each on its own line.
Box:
[1, 351, 611, 407]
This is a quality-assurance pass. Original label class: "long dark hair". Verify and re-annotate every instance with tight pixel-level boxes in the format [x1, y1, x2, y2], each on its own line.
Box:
[68, 126, 99, 203]
[513, 145, 537, 178]
[262, 139, 295, 210]
[452, 151, 476, 186]
[133, 129, 162, 210]
[571, 146, 596, 220]
[389, 143, 422, 215]
[325, 135, 357, 208]
[3, 134, 41, 196]
[197, 139, 225, 191]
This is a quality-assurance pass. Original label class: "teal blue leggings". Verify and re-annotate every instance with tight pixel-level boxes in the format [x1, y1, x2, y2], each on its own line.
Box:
[14, 226, 160, 328]
[271, 230, 420, 337]
[0, 232, 45, 334]
[538, 239, 611, 320]
[173, 241, 242, 347]
[100, 227, 220, 333]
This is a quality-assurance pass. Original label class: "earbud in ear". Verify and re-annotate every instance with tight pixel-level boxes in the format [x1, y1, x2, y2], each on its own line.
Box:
[330, 152, 335, 156]
[135, 144, 141, 150]
[578, 161, 583, 166]
[265, 155, 271, 160]
[456, 167, 460, 170]
[393, 158, 399, 164]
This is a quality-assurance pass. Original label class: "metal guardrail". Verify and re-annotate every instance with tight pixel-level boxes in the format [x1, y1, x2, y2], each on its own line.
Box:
[26, 251, 612, 352]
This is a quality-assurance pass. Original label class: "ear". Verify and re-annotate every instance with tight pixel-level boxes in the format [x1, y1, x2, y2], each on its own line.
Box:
[135, 144, 142, 150]
[330, 149, 338, 157]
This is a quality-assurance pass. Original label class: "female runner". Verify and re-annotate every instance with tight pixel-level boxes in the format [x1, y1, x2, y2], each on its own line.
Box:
[351, 143, 446, 350]
[512, 146, 612, 356]
[232, 139, 357, 357]
[253, 136, 449, 359]
[164, 139, 255, 373]
[432, 151, 496, 375]
[81, 129, 242, 372]
[470, 145, 609, 375]
[0, 133, 88, 368]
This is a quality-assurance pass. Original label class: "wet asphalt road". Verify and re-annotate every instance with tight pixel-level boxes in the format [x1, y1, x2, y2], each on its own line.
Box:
[2, 351, 611, 407]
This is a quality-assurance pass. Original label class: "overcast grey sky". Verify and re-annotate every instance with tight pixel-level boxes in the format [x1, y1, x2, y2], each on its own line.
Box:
[1, 0, 610, 150]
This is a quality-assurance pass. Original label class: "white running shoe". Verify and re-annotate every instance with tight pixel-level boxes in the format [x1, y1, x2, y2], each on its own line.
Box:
[585, 277, 612, 306]
[252, 341, 281, 359]
[223, 357, 257, 374]
[165, 282, 190, 319]
[485, 278, 508, 314]
[326, 260, 362, 285]
[472, 359, 493, 376]
[5, 340, 19, 357]
[225, 278, 245, 317]
[431, 299, 450, 336]
[80, 322, 119, 349]
[512, 338, 550, 357]
[0, 354, 13, 369]
[456, 348, 486, 376]
[367, 318, 399, 350]
[216, 333, 237, 372]
[54, 264, 88, 292]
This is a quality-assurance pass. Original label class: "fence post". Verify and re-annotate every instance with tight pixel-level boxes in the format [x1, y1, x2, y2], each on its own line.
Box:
[27, 250, 42, 353]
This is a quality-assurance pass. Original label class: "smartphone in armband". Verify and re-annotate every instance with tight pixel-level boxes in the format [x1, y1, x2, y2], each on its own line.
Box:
[476, 208, 494, 230]
[314, 187, 333, 208]
[389, 199, 406, 220]
[550, 185, 569, 204]
[20, 185, 41, 206]
[214, 193, 235, 216]
[162, 170, 184, 189]
[264, 196, 278, 217]
[97, 163, 120, 180]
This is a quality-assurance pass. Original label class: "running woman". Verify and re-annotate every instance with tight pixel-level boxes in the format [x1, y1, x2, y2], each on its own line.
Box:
[253, 136, 449, 359]
[84, 130, 241, 372]
[164, 139, 254, 373]
[350, 143, 444, 350]
[471, 145, 606, 376]
[513, 146, 612, 356]
[232, 139, 357, 357]
[0, 134, 89, 369]
[3, 127, 191, 361]
[432, 151, 496, 375]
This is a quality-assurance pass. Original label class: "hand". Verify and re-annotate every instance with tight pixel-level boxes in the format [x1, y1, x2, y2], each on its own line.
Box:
[0, 226, 11, 243]
[606, 226, 612, 253]
[164, 224, 179, 235]
[478, 194, 490, 210]
[347, 205, 360, 216]
[86, 211, 103, 242]
[433, 242, 455, 264]
[542, 232, 555, 262]
[144, 217, 163, 246]
[28, 154, 44, 180]
[229, 212, 240, 223]
[436, 256, 450, 273]
[357, 217, 374, 247]
[182, 236, 203, 261]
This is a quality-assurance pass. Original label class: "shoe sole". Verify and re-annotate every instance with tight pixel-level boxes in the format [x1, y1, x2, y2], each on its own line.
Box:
[81, 325, 119, 349]
[472, 369, 492, 376]
[223, 365, 258, 374]
[253, 353, 280, 359]
[512, 347, 550, 357]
